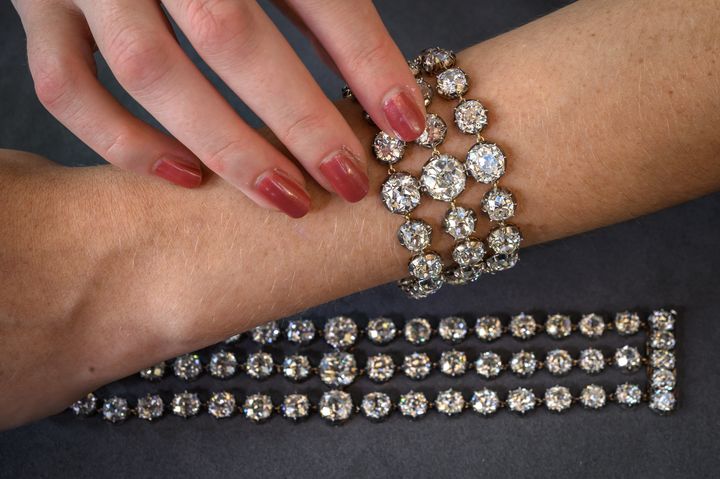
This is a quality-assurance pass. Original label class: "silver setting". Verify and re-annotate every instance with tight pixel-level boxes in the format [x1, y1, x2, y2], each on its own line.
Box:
[420, 154, 466, 201]
[443, 206, 477, 240]
[466, 142, 505, 183]
[324, 316, 358, 349]
[481, 187, 516, 222]
[416, 113, 447, 148]
[404, 317, 433, 345]
[381, 172, 421, 214]
[398, 219, 433, 253]
[454, 99, 488, 134]
[436, 67, 469, 99]
[171, 392, 200, 418]
[318, 351, 358, 387]
[398, 391, 429, 419]
[372, 131, 406, 164]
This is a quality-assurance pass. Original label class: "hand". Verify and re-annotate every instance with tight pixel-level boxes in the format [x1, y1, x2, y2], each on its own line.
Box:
[12, 0, 427, 217]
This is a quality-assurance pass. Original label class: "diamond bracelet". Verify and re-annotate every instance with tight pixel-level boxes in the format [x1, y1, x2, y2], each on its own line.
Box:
[347, 47, 520, 298]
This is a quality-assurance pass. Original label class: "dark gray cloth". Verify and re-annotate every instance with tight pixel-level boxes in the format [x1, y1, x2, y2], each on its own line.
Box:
[0, 1, 717, 478]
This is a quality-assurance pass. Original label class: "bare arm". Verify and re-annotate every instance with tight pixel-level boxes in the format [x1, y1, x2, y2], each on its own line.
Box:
[1, 0, 719, 429]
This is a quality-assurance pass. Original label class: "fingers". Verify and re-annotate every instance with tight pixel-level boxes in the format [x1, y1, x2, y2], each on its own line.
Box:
[15, 1, 203, 188]
[285, 0, 427, 141]
[75, 0, 312, 217]
[163, 0, 369, 202]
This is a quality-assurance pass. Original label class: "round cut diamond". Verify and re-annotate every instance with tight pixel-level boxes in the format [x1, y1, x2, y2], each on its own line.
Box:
[421, 47, 456, 73]
[324, 316, 358, 349]
[208, 350, 238, 379]
[452, 237, 486, 266]
[486, 253, 518, 272]
[408, 252, 443, 280]
[398, 219, 432, 253]
[545, 349, 573, 376]
[615, 383, 643, 407]
[443, 206, 476, 240]
[436, 67, 469, 99]
[481, 187, 516, 221]
[651, 368, 676, 391]
[207, 392, 236, 419]
[171, 392, 200, 418]
[466, 142, 505, 183]
[544, 386, 573, 413]
[545, 314, 572, 339]
[102, 397, 129, 423]
[510, 350, 538, 377]
[139, 362, 166, 381]
[367, 317, 397, 344]
[650, 331, 676, 349]
[614, 311, 641, 335]
[243, 394, 273, 422]
[417, 78, 433, 106]
[614, 345, 642, 372]
[471, 389, 500, 416]
[398, 276, 444, 299]
[649, 391, 676, 414]
[454, 99, 488, 134]
[444, 264, 483, 285]
[475, 316, 503, 341]
[361, 392, 393, 421]
[579, 314, 605, 338]
[408, 56, 422, 76]
[579, 348, 606, 374]
[319, 390, 353, 423]
[136, 394, 164, 421]
[281, 394, 311, 421]
[440, 350, 468, 377]
[71, 393, 98, 416]
[399, 391, 429, 418]
[436, 389, 465, 416]
[438, 316, 468, 342]
[580, 385, 606, 409]
[282, 354, 311, 382]
[475, 351, 503, 378]
[285, 318, 316, 344]
[651, 350, 676, 369]
[372, 132, 406, 164]
[404, 317, 433, 344]
[173, 354, 202, 381]
[319, 351, 357, 387]
[382, 172, 421, 214]
[487, 225, 522, 255]
[648, 309, 675, 331]
[416, 113, 447, 148]
[507, 388, 536, 414]
[245, 352, 275, 379]
[509, 313, 537, 339]
[366, 354, 395, 383]
[251, 321, 280, 344]
[403, 352, 433, 380]
[420, 154, 466, 201]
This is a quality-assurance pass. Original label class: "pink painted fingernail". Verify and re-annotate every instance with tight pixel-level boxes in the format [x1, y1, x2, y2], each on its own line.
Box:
[152, 155, 202, 188]
[382, 87, 425, 141]
[319, 148, 369, 203]
[256, 169, 311, 218]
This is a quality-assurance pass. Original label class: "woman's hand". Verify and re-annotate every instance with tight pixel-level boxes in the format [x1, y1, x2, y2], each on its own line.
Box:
[11, 0, 426, 217]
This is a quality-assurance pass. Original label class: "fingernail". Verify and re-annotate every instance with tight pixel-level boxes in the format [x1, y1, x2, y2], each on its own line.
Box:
[382, 87, 426, 141]
[319, 148, 369, 203]
[152, 155, 202, 188]
[256, 169, 311, 218]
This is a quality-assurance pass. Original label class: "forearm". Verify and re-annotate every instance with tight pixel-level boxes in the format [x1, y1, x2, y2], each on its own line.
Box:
[2, 0, 719, 428]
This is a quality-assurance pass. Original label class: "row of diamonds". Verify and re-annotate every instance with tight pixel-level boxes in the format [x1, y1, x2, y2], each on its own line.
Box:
[645, 310, 677, 413]
[236, 311, 657, 349]
[71, 383, 671, 424]
[145, 345, 653, 386]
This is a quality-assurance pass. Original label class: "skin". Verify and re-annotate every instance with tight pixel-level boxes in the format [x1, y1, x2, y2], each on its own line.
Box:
[1, 0, 719, 429]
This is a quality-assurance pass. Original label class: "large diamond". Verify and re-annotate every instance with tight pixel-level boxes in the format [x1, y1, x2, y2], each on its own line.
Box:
[444, 264, 483, 285]
[452, 238, 486, 266]
[650, 331, 676, 349]
[649, 391, 676, 414]
[579, 313, 605, 338]
[545, 349, 573, 376]
[398, 275, 444, 299]
[208, 350, 238, 379]
[579, 348, 605, 374]
[580, 385, 606, 409]
[366, 353, 395, 383]
[361, 392, 393, 421]
[651, 350, 676, 369]
[285, 318, 316, 344]
[71, 393, 98, 416]
[651, 368, 676, 391]
[139, 362, 166, 381]
[440, 350, 468, 376]
[397, 219, 432, 253]
[367, 317, 398, 344]
[251, 321, 280, 344]
[281, 354, 311, 382]
[404, 317, 433, 344]
[475, 316, 503, 341]
[466, 142, 505, 183]
[416, 78, 433, 106]
[454, 99, 488, 134]
[487, 225, 522, 255]
[136, 394, 164, 421]
[510, 350, 538, 377]
[544, 386, 572, 413]
[481, 187, 516, 221]
[507, 388, 536, 414]
[486, 253, 518, 272]
[648, 309, 675, 331]
[173, 354, 202, 381]
[245, 352, 275, 379]
[324, 316, 358, 349]
[319, 351, 357, 387]
[545, 314, 572, 339]
[475, 351, 503, 378]
[421, 47, 456, 73]
[171, 391, 200, 418]
[436, 68, 469, 99]
[443, 206, 476, 240]
[281, 394, 311, 421]
[372, 131, 406, 164]
[509, 313, 537, 339]
[471, 389, 500, 416]
[436, 389, 465, 416]
[207, 391, 236, 419]
[101, 397, 128, 423]
[408, 252, 443, 280]
[438, 316, 468, 342]
[382, 172, 421, 214]
[319, 390, 353, 423]
[420, 154, 466, 201]
[614, 345, 642, 372]
[403, 352, 432, 380]
[399, 391, 429, 418]
[614, 311, 641, 335]
[243, 394, 273, 422]
[416, 113, 447, 148]
[615, 383, 643, 407]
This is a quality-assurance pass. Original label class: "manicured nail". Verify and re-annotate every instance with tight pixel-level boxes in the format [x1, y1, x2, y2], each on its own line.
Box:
[152, 155, 202, 188]
[382, 87, 426, 141]
[319, 148, 369, 203]
[256, 169, 311, 218]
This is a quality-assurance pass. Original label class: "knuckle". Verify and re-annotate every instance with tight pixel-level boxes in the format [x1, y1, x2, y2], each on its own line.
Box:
[29, 50, 76, 112]
[343, 33, 393, 75]
[183, 0, 255, 54]
[203, 139, 245, 176]
[280, 111, 328, 146]
[105, 24, 171, 93]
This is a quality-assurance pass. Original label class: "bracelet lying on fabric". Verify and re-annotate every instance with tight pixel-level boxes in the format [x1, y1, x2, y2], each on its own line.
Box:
[68, 309, 678, 424]
[348, 47, 520, 299]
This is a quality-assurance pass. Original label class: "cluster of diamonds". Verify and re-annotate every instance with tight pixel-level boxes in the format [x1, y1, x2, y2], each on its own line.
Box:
[69, 310, 677, 424]
[352, 47, 521, 299]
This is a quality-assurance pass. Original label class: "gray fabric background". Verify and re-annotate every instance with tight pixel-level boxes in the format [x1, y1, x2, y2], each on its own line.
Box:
[1, 1, 718, 477]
